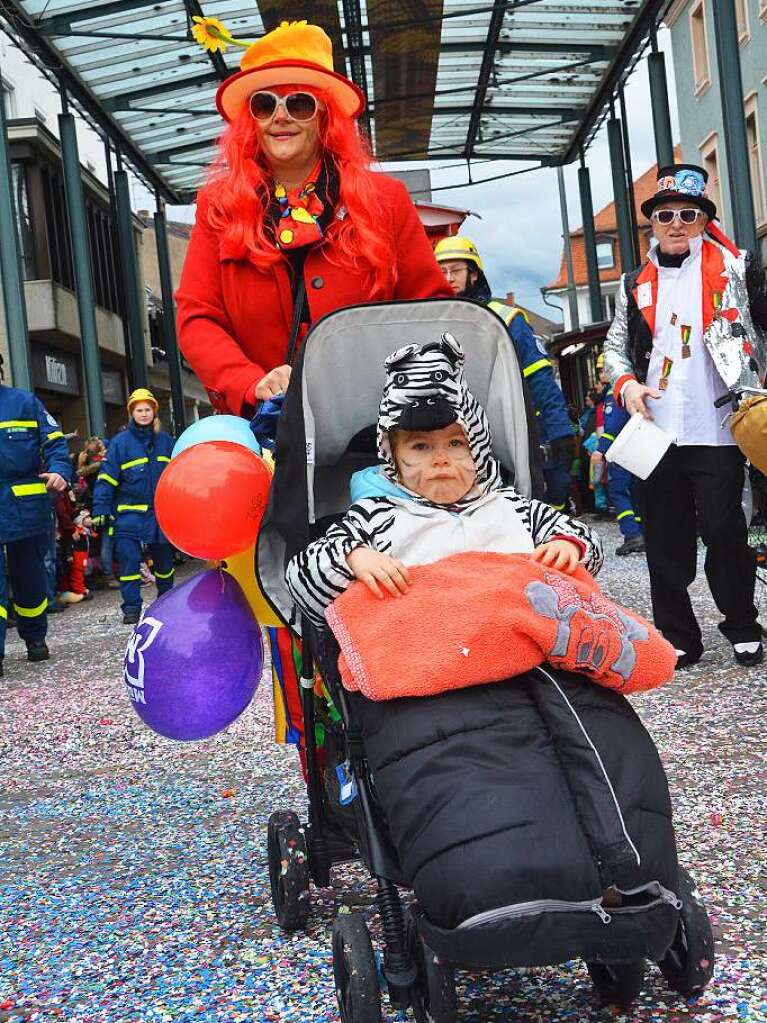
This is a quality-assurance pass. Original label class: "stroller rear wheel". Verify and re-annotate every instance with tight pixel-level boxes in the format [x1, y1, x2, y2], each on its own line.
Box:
[332, 913, 382, 1023]
[658, 867, 715, 996]
[406, 909, 457, 1023]
[267, 810, 310, 930]
[586, 959, 645, 1006]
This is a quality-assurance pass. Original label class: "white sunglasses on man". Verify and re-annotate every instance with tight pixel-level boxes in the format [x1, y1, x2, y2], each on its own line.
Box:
[651, 207, 705, 226]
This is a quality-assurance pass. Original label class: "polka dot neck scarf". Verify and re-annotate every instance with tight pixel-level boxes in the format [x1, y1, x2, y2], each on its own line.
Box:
[269, 159, 337, 252]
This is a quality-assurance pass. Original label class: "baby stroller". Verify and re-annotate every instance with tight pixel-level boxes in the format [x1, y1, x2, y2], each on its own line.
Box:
[256, 299, 715, 1021]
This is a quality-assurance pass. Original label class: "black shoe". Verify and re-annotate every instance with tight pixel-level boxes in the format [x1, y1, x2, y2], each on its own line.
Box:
[616, 536, 645, 556]
[123, 608, 141, 626]
[733, 642, 764, 667]
[27, 641, 50, 662]
[47, 602, 64, 614]
[675, 649, 702, 670]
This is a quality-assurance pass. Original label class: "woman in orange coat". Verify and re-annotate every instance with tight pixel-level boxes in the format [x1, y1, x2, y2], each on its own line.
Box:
[176, 18, 451, 417]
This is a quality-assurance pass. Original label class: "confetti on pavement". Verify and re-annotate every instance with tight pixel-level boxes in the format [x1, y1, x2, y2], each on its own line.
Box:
[0, 522, 765, 1022]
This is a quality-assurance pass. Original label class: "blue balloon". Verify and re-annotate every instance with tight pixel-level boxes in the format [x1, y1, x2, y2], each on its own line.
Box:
[123, 570, 263, 741]
[172, 415, 261, 459]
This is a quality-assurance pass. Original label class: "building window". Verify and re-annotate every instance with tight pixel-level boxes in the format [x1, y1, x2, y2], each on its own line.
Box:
[735, 0, 750, 42]
[603, 292, 616, 320]
[1, 77, 16, 118]
[596, 237, 615, 269]
[689, 0, 710, 95]
[699, 132, 722, 223]
[745, 95, 766, 224]
[11, 162, 36, 280]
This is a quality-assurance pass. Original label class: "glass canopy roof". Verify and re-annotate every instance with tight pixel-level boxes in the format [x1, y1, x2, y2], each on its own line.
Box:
[0, 0, 670, 203]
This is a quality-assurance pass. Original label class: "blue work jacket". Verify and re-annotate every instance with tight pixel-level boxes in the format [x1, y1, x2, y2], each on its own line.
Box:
[597, 396, 630, 455]
[0, 384, 71, 544]
[92, 421, 174, 542]
[488, 301, 573, 446]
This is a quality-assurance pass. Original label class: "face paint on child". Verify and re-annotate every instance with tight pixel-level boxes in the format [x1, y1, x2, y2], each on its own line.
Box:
[391, 423, 478, 505]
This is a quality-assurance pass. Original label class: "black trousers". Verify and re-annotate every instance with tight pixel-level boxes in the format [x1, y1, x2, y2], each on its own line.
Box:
[638, 445, 759, 653]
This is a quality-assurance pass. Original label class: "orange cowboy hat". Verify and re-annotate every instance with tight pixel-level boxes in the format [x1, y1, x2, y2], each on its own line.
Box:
[192, 18, 365, 123]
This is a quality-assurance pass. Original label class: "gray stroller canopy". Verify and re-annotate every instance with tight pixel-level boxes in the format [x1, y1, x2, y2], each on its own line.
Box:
[258, 298, 537, 626]
[302, 299, 534, 523]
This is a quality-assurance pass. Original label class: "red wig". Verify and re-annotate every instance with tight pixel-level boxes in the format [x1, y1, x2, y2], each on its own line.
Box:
[199, 90, 397, 298]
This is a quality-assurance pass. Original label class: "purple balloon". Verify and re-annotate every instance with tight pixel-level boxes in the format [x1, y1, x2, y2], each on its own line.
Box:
[123, 570, 263, 741]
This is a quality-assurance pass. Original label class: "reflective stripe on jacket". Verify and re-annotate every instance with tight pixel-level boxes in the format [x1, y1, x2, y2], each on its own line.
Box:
[92, 421, 174, 542]
[488, 301, 573, 445]
[0, 384, 71, 543]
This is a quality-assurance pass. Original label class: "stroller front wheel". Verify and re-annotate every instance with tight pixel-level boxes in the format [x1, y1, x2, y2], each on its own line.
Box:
[332, 913, 382, 1023]
[267, 810, 310, 930]
[658, 866, 715, 996]
[586, 959, 645, 1006]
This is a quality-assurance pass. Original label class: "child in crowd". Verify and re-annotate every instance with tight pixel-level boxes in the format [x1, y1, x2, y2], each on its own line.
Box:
[287, 333, 602, 625]
[55, 487, 95, 605]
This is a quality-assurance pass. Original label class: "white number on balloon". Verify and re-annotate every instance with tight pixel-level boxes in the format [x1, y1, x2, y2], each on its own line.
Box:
[124, 615, 164, 704]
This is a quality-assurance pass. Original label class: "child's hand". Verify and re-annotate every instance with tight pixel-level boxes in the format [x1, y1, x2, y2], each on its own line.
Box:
[531, 539, 581, 575]
[347, 546, 411, 599]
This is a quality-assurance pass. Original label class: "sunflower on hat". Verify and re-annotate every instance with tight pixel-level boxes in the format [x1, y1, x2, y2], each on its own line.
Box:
[191, 16, 248, 54]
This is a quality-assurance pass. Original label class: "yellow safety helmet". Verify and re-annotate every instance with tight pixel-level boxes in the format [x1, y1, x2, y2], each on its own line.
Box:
[434, 235, 484, 271]
[595, 352, 605, 370]
[127, 387, 159, 413]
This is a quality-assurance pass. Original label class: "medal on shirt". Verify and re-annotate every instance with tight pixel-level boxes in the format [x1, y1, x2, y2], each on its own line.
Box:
[712, 291, 722, 320]
[670, 313, 678, 326]
[659, 356, 673, 391]
[681, 325, 692, 359]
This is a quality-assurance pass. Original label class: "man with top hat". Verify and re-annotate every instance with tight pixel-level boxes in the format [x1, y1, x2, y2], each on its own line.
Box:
[176, 17, 450, 418]
[435, 236, 574, 511]
[91, 389, 175, 625]
[604, 162, 767, 669]
[0, 352, 71, 677]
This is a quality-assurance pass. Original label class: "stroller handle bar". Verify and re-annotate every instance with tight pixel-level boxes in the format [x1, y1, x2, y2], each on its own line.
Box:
[714, 385, 767, 410]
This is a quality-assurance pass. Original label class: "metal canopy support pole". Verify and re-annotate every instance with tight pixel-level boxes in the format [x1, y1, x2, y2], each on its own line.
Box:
[619, 87, 641, 267]
[710, 0, 759, 256]
[154, 198, 186, 436]
[104, 137, 133, 387]
[648, 28, 675, 169]
[556, 165, 580, 333]
[607, 107, 636, 272]
[58, 90, 106, 436]
[0, 71, 32, 389]
[578, 154, 604, 323]
[114, 153, 148, 390]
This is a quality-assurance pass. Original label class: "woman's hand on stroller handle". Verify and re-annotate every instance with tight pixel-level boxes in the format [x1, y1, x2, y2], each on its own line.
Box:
[347, 546, 412, 599]
[255, 364, 292, 400]
[531, 539, 582, 575]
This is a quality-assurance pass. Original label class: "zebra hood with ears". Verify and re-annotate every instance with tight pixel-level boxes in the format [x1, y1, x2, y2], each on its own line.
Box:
[377, 332, 503, 499]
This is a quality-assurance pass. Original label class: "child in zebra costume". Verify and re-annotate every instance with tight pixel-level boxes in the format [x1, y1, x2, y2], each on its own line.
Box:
[286, 333, 602, 626]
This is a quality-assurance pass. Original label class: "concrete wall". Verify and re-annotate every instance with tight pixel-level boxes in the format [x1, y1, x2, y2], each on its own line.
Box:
[667, 0, 767, 260]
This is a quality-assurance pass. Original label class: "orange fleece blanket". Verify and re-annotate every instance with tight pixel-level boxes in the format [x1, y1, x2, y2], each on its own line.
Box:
[324, 552, 676, 701]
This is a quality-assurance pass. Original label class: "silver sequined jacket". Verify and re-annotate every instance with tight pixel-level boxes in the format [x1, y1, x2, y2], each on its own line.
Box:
[604, 241, 767, 393]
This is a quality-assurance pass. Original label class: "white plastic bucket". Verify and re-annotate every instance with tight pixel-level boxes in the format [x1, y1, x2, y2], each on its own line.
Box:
[605, 412, 672, 480]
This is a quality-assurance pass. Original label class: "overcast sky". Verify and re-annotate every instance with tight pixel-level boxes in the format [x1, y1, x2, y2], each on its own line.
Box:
[138, 29, 680, 322]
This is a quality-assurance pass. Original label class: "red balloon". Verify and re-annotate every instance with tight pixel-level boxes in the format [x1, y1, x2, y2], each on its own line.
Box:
[155, 441, 271, 559]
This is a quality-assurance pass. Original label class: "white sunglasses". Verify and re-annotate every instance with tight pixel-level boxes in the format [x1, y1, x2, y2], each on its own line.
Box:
[249, 91, 321, 123]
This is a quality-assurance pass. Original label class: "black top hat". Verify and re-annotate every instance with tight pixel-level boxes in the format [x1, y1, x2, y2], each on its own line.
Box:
[641, 163, 717, 221]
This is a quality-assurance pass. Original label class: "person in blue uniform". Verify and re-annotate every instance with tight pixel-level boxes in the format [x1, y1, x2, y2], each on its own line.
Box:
[592, 378, 645, 556]
[91, 388, 175, 625]
[435, 236, 575, 510]
[0, 353, 71, 676]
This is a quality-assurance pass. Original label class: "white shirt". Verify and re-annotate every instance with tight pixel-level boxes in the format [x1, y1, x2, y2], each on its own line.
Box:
[645, 237, 734, 447]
